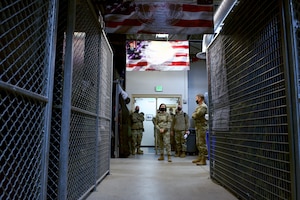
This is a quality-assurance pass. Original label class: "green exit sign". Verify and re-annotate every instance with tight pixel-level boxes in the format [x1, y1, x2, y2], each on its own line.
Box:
[155, 85, 163, 92]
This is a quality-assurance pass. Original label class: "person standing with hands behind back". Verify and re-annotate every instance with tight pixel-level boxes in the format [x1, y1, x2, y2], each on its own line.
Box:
[155, 103, 173, 162]
[192, 94, 208, 165]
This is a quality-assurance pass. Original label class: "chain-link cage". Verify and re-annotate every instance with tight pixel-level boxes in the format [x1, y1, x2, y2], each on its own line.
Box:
[1, 0, 112, 199]
[1, 0, 58, 199]
[207, 0, 298, 199]
[295, 0, 300, 96]
[47, 0, 67, 198]
[48, 0, 113, 199]
[97, 33, 113, 180]
[290, 0, 300, 196]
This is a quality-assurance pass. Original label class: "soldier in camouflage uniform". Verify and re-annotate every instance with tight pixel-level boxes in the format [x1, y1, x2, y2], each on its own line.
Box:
[192, 94, 208, 165]
[130, 106, 145, 155]
[169, 108, 176, 152]
[171, 105, 189, 158]
[155, 103, 173, 162]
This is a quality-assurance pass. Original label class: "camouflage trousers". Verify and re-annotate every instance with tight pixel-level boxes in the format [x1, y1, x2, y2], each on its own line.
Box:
[174, 130, 187, 152]
[131, 129, 143, 150]
[195, 126, 207, 157]
[158, 131, 171, 156]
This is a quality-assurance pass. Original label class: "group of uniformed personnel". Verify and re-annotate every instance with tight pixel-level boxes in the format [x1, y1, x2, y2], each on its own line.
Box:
[129, 94, 208, 165]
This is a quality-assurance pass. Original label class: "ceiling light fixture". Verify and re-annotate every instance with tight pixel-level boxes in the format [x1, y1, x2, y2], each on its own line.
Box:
[155, 33, 169, 39]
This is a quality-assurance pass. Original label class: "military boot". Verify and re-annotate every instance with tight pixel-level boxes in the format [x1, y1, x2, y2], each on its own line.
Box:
[192, 156, 201, 163]
[196, 156, 207, 165]
[168, 155, 172, 162]
[174, 151, 180, 157]
[158, 154, 164, 161]
[137, 148, 143, 154]
[180, 152, 186, 158]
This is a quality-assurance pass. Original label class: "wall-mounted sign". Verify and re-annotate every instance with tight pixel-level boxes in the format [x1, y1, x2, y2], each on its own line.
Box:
[155, 85, 163, 92]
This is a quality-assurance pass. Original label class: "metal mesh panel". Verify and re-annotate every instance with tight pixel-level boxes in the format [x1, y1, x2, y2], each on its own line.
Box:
[47, 1, 67, 199]
[68, 2, 102, 199]
[0, 91, 45, 200]
[47, 0, 113, 199]
[96, 118, 111, 179]
[1, 0, 56, 199]
[1, 1, 52, 95]
[68, 112, 97, 200]
[97, 34, 113, 179]
[290, 0, 300, 196]
[2, 0, 112, 199]
[295, 0, 300, 96]
[47, 109, 62, 199]
[207, 1, 292, 199]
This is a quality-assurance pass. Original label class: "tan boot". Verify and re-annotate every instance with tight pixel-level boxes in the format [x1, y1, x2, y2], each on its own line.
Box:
[137, 149, 143, 154]
[158, 154, 164, 161]
[174, 152, 180, 157]
[168, 155, 172, 162]
[196, 156, 207, 165]
[180, 152, 186, 158]
[192, 156, 201, 163]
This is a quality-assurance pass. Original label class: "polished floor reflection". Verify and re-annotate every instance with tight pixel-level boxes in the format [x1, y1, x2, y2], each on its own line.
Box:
[86, 148, 237, 200]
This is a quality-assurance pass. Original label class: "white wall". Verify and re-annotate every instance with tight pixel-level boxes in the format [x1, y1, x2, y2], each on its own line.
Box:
[126, 60, 208, 112]
[188, 59, 208, 127]
[125, 60, 208, 145]
[126, 70, 189, 111]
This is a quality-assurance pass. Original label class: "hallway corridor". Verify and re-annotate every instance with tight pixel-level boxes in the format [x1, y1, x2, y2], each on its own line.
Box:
[86, 148, 238, 200]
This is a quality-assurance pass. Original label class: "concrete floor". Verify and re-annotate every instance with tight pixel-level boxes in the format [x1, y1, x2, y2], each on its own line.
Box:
[86, 148, 238, 200]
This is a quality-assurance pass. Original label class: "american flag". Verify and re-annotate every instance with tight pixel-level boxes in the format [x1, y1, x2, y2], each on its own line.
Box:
[126, 40, 190, 71]
[104, 1, 214, 34]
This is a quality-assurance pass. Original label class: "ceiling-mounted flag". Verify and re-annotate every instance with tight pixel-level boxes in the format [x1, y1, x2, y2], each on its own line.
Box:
[104, 1, 214, 34]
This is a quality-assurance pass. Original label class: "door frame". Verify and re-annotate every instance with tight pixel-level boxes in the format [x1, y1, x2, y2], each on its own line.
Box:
[131, 94, 182, 149]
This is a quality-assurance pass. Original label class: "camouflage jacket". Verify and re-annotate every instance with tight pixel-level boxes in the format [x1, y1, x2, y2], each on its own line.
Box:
[192, 102, 208, 127]
[155, 112, 172, 133]
[171, 111, 189, 131]
[130, 112, 144, 130]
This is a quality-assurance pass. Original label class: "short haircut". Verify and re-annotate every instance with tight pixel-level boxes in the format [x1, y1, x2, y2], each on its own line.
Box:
[196, 94, 204, 100]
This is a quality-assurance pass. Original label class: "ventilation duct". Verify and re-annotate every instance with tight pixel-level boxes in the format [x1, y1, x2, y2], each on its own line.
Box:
[196, 0, 238, 59]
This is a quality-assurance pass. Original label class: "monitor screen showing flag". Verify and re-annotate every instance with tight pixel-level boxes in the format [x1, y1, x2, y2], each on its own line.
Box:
[104, 1, 214, 35]
[126, 40, 190, 71]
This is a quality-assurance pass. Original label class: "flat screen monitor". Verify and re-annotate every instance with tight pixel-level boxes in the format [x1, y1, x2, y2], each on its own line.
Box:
[126, 40, 190, 71]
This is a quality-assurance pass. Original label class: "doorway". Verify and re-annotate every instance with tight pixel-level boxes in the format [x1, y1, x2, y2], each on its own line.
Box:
[132, 95, 181, 146]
